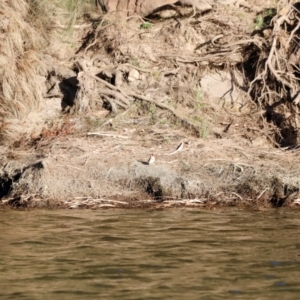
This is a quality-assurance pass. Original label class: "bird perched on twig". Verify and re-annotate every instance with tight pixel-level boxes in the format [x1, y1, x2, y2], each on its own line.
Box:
[148, 154, 155, 165]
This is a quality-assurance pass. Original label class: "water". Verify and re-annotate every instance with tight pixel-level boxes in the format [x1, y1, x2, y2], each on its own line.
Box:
[0, 208, 300, 299]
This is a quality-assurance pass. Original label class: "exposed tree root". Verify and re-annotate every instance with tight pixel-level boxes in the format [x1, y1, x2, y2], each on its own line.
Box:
[241, 2, 300, 147]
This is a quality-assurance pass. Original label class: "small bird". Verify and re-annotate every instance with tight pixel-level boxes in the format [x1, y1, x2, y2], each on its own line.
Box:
[148, 154, 155, 165]
[175, 141, 184, 152]
[165, 142, 184, 155]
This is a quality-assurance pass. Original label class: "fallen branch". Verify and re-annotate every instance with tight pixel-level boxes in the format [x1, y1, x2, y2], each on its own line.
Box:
[87, 73, 131, 106]
[98, 88, 130, 107]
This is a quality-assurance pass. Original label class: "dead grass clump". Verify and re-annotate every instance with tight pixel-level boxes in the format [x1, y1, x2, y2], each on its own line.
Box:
[0, 0, 98, 144]
[0, 0, 50, 142]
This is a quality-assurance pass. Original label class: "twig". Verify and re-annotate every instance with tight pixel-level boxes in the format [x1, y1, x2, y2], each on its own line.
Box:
[63, 164, 84, 171]
[98, 89, 129, 108]
[87, 73, 131, 106]
[256, 188, 269, 200]
[231, 192, 243, 200]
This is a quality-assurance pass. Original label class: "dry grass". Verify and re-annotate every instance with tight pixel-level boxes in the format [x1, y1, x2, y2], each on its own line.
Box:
[0, 0, 50, 141]
[0, 0, 98, 143]
[3, 126, 300, 209]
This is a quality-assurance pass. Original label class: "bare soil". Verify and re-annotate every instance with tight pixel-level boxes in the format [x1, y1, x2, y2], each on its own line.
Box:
[1, 0, 300, 209]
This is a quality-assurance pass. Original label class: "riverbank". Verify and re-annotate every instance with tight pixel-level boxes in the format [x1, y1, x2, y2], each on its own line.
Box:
[1, 122, 299, 209]
[1, 0, 300, 209]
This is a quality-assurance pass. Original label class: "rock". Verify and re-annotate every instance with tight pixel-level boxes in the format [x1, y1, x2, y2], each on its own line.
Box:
[128, 69, 140, 82]
[200, 71, 250, 113]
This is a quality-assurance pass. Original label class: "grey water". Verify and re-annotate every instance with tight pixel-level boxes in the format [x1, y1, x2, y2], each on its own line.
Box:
[0, 208, 300, 299]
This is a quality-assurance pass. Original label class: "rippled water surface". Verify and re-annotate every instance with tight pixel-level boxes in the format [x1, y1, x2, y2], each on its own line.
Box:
[1, 208, 300, 299]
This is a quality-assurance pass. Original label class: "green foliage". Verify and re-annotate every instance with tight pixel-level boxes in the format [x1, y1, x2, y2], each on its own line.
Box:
[192, 85, 211, 138]
[254, 8, 276, 30]
[192, 116, 209, 138]
[199, 120, 210, 139]
[194, 85, 207, 109]
[152, 71, 160, 80]
[130, 58, 141, 68]
[140, 22, 152, 30]
[254, 14, 264, 30]
[149, 103, 157, 118]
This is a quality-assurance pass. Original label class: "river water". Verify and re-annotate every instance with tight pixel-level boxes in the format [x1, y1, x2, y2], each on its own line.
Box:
[0, 208, 300, 299]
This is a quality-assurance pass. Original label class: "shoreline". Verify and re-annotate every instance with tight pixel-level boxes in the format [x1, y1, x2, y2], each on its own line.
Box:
[1, 131, 299, 209]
